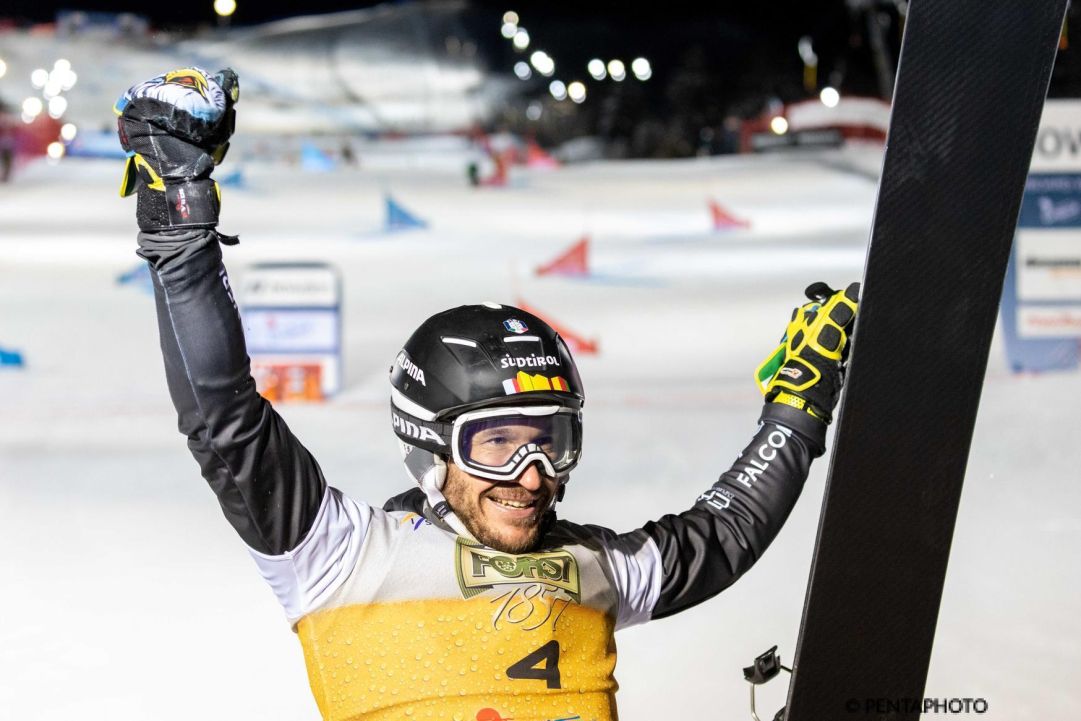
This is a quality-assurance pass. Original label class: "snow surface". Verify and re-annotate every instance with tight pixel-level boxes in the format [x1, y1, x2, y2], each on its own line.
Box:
[1, 149, 1079, 721]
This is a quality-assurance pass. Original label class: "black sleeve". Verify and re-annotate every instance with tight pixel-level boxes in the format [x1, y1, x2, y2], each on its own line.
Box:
[139, 228, 326, 555]
[643, 402, 823, 620]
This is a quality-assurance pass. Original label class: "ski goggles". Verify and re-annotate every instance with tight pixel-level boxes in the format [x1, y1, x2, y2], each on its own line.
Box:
[450, 406, 582, 482]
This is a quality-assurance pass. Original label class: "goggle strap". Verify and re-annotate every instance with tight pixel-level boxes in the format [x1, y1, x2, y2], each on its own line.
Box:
[390, 403, 453, 454]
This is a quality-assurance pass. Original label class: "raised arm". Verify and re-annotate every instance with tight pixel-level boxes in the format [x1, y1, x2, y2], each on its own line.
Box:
[119, 68, 326, 555]
[600, 284, 860, 627]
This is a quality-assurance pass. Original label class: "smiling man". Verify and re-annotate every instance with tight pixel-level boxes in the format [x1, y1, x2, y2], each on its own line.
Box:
[119, 67, 858, 721]
[442, 412, 566, 552]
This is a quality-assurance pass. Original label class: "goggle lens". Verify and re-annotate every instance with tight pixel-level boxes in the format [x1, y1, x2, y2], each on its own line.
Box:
[457, 411, 580, 476]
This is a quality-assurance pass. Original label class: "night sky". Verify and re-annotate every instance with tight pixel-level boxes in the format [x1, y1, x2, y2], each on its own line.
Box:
[2, 1, 843, 31]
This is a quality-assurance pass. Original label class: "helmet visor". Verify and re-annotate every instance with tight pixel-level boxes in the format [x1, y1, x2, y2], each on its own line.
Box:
[451, 406, 582, 481]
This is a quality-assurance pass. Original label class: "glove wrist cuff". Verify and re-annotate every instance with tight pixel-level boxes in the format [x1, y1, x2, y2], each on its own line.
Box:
[770, 391, 832, 423]
[760, 401, 827, 457]
[136, 179, 220, 232]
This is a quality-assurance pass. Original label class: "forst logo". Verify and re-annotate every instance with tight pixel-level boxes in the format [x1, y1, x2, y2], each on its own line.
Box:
[456, 539, 581, 601]
[473, 553, 569, 582]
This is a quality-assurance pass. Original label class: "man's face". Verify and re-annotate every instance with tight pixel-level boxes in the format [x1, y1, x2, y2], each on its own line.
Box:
[442, 417, 561, 553]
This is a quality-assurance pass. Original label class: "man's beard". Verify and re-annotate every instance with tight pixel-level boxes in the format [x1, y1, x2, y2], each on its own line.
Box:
[443, 465, 551, 553]
[464, 505, 546, 554]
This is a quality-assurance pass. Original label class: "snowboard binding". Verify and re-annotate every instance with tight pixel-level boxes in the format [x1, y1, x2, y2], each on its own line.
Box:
[743, 645, 791, 721]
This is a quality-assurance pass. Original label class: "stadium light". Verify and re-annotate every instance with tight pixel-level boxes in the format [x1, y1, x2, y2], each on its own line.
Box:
[61, 123, 78, 141]
[607, 59, 626, 82]
[513, 29, 530, 50]
[820, 86, 840, 108]
[48, 95, 68, 119]
[587, 59, 606, 80]
[549, 80, 567, 101]
[526, 101, 542, 121]
[0, 58, 8, 79]
[631, 57, 652, 81]
[43, 78, 63, 99]
[54, 58, 71, 73]
[503, 11, 519, 25]
[567, 81, 586, 104]
[47, 141, 65, 160]
[31, 68, 48, 88]
[530, 51, 555, 77]
[770, 116, 789, 135]
[514, 61, 532, 80]
[798, 35, 818, 93]
[214, 0, 236, 17]
[798, 37, 818, 66]
[501, 22, 517, 39]
[22, 97, 43, 118]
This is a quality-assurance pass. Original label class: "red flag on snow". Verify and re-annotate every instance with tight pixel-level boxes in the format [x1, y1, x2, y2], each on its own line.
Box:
[709, 199, 751, 230]
[525, 139, 560, 169]
[536, 236, 590, 277]
[515, 297, 599, 355]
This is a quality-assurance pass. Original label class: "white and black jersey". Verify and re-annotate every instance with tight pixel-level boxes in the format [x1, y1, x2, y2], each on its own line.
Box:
[139, 228, 825, 721]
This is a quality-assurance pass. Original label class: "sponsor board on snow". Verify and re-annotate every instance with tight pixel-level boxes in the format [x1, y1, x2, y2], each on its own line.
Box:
[1030, 100, 1081, 173]
[1017, 306, 1081, 338]
[238, 265, 340, 306]
[244, 311, 338, 351]
[1016, 232, 1081, 302]
[1001, 99, 1081, 369]
[240, 262, 342, 398]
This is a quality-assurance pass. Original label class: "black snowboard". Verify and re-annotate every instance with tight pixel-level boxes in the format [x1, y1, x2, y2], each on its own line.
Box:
[784, 2, 1068, 720]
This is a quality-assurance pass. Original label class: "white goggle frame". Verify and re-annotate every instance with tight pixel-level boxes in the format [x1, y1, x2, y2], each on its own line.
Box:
[449, 405, 581, 482]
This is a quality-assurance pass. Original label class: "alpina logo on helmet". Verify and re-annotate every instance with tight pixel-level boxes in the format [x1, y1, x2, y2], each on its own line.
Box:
[779, 367, 803, 379]
[499, 353, 561, 369]
[503, 319, 529, 334]
[392, 411, 444, 445]
[395, 351, 426, 386]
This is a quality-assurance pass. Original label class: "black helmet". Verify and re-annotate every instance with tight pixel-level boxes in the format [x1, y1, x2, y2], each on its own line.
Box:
[389, 303, 585, 502]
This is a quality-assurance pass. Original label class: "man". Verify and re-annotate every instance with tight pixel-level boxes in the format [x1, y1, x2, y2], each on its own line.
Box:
[118, 68, 858, 721]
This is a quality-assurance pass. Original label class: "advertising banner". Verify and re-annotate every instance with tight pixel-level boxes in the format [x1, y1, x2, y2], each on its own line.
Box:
[1000, 100, 1081, 371]
[238, 262, 342, 401]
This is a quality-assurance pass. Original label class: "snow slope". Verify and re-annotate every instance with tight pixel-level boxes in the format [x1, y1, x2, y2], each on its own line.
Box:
[1, 148, 1078, 721]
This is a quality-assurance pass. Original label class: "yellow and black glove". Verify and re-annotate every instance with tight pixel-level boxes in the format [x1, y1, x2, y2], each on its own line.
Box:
[114, 67, 239, 233]
[755, 282, 860, 423]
